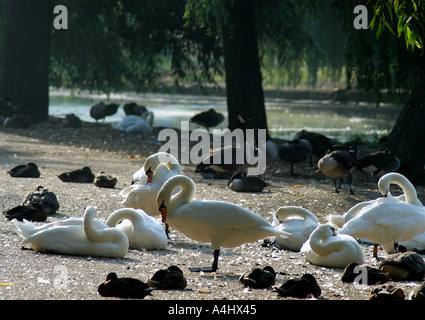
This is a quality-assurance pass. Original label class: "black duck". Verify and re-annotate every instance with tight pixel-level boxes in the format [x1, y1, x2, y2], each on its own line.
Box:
[94, 172, 118, 188]
[341, 263, 389, 285]
[147, 266, 187, 290]
[190, 108, 224, 130]
[228, 172, 267, 192]
[276, 274, 322, 298]
[3, 202, 46, 222]
[58, 167, 95, 183]
[22, 186, 60, 215]
[98, 272, 153, 299]
[239, 266, 276, 289]
[7, 162, 40, 178]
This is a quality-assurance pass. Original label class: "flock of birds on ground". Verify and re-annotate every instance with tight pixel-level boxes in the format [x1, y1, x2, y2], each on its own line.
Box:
[2, 99, 425, 300]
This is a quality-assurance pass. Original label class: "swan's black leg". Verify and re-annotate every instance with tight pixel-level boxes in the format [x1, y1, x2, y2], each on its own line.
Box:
[189, 249, 220, 273]
[333, 179, 339, 193]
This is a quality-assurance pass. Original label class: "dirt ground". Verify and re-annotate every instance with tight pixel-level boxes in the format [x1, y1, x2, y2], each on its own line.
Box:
[0, 117, 424, 305]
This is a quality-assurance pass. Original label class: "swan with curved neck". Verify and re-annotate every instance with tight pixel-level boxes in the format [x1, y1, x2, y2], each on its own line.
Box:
[272, 206, 319, 251]
[301, 224, 364, 268]
[329, 172, 422, 228]
[105, 207, 167, 250]
[156, 174, 289, 272]
[13, 206, 129, 258]
[378, 172, 423, 206]
[120, 152, 182, 216]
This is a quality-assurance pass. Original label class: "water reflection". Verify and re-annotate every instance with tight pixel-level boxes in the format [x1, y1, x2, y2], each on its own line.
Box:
[49, 90, 400, 143]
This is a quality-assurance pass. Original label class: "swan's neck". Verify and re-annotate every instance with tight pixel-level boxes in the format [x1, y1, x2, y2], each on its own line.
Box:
[310, 230, 343, 256]
[105, 208, 145, 228]
[379, 174, 420, 205]
[84, 209, 126, 243]
[276, 207, 318, 234]
[158, 176, 196, 220]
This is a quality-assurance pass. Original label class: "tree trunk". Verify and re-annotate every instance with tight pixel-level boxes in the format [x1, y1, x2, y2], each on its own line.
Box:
[383, 73, 425, 185]
[0, 0, 54, 121]
[222, 0, 270, 139]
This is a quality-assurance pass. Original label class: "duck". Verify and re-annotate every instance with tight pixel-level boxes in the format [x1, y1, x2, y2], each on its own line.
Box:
[239, 266, 276, 289]
[90, 102, 119, 122]
[98, 272, 153, 299]
[22, 186, 60, 215]
[369, 284, 405, 301]
[120, 152, 182, 216]
[13, 205, 129, 258]
[379, 251, 425, 281]
[4, 114, 35, 128]
[301, 224, 364, 268]
[7, 162, 40, 178]
[58, 166, 95, 183]
[62, 113, 82, 128]
[123, 102, 147, 116]
[190, 108, 225, 131]
[341, 263, 389, 285]
[271, 206, 319, 252]
[337, 189, 425, 259]
[277, 139, 312, 176]
[317, 149, 360, 195]
[228, 172, 268, 192]
[194, 140, 262, 178]
[147, 266, 187, 290]
[359, 149, 400, 178]
[114, 112, 154, 134]
[3, 202, 46, 222]
[276, 274, 321, 299]
[94, 172, 118, 188]
[157, 174, 290, 272]
[105, 207, 167, 250]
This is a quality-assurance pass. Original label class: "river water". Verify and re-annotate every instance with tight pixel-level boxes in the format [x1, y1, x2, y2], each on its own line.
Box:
[49, 89, 400, 143]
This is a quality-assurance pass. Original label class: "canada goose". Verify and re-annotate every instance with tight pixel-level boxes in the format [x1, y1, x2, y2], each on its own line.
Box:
[94, 172, 117, 188]
[359, 149, 400, 177]
[98, 272, 153, 299]
[277, 139, 312, 176]
[228, 172, 268, 192]
[147, 266, 187, 290]
[58, 167, 95, 183]
[123, 102, 147, 116]
[157, 175, 289, 272]
[239, 266, 276, 289]
[294, 130, 337, 165]
[276, 274, 321, 299]
[379, 251, 425, 281]
[7, 162, 40, 178]
[317, 149, 359, 194]
[190, 108, 224, 130]
[22, 186, 60, 215]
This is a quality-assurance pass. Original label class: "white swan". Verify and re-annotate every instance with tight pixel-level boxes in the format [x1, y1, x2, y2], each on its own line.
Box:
[156, 174, 289, 272]
[120, 152, 182, 216]
[13, 206, 129, 258]
[272, 206, 319, 252]
[301, 224, 364, 268]
[329, 172, 420, 228]
[338, 196, 425, 257]
[105, 207, 167, 250]
[114, 112, 154, 134]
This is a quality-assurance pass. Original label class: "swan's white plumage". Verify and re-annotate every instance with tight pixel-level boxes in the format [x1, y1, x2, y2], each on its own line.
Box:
[338, 196, 425, 251]
[301, 224, 364, 268]
[120, 152, 182, 216]
[157, 174, 289, 251]
[105, 208, 167, 250]
[114, 112, 154, 134]
[272, 206, 319, 251]
[13, 206, 129, 258]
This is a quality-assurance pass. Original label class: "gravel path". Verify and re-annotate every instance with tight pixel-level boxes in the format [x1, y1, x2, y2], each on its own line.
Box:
[0, 118, 424, 305]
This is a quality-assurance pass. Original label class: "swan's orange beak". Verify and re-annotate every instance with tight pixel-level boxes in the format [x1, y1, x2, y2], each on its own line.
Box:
[146, 167, 153, 183]
[159, 201, 167, 223]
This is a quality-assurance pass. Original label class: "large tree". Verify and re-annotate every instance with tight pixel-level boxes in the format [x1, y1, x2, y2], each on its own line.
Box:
[0, 0, 54, 120]
[340, 0, 425, 183]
